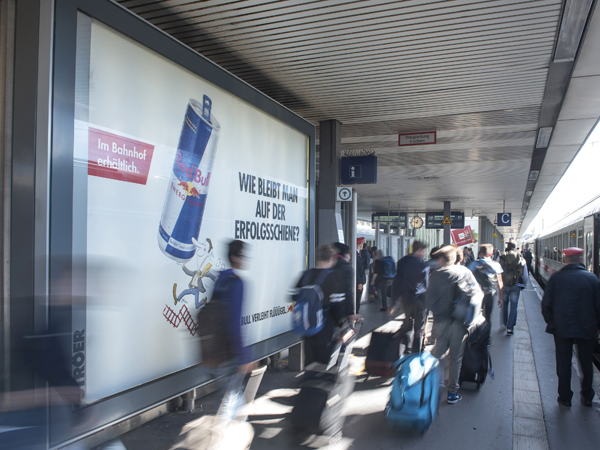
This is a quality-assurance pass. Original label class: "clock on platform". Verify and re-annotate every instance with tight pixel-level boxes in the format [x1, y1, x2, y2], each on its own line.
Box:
[411, 216, 424, 229]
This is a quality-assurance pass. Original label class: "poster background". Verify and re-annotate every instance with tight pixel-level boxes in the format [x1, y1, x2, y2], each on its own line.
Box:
[74, 20, 308, 402]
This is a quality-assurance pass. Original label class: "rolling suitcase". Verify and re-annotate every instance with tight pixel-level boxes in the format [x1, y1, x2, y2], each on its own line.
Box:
[291, 321, 360, 436]
[365, 322, 402, 378]
[385, 352, 441, 434]
[459, 315, 493, 388]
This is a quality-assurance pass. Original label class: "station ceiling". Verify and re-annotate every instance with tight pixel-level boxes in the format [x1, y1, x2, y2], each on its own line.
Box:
[119, 0, 600, 239]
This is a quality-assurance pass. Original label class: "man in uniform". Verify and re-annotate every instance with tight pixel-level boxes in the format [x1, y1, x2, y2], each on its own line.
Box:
[542, 247, 600, 407]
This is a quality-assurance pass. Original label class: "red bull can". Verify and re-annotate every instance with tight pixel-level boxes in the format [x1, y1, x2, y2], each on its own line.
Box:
[158, 96, 220, 262]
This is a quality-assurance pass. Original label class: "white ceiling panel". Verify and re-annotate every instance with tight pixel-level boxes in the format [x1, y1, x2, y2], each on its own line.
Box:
[550, 119, 598, 146]
[557, 76, 600, 120]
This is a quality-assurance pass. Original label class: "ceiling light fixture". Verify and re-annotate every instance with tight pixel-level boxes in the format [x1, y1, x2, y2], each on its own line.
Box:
[536, 127, 553, 148]
[525, 190, 533, 197]
[529, 171, 539, 181]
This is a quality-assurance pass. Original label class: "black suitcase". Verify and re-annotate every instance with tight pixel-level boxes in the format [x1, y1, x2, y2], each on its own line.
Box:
[365, 322, 402, 378]
[459, 317, 492, 388]
[291, 363, 354, 436]
[291, 321, 360, 436]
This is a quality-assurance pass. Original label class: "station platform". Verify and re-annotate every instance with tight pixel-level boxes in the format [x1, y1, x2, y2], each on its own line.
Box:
[99, 279, 600, 450]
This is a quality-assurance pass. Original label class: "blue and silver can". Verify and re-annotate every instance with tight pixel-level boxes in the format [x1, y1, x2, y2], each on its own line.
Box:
[158, 96, 220, 262]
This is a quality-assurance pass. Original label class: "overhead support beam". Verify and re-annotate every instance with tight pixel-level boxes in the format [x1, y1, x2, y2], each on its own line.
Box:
[443, 201, 451, 245]
[317, 119, 342, 246]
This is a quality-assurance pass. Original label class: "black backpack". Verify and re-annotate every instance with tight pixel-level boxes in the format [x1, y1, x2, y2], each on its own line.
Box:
[471, 260, 496, 294]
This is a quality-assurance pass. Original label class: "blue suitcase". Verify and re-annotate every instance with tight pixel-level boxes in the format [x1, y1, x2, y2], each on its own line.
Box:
[385, 352, 441, 434]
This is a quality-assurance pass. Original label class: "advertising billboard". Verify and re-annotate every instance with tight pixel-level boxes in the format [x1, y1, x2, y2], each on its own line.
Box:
[73, 18, 309, 403]
[451, 225, 475, 247]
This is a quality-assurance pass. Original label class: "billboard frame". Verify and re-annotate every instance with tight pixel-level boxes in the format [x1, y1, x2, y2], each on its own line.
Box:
[42, 0, 316, 446]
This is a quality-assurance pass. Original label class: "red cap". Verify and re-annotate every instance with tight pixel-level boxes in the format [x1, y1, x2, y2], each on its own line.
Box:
[357, 237, 365, 245]
[562, 247, 583, 256]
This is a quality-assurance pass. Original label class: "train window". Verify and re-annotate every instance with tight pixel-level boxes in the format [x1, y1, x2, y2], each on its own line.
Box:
[558, 234, 563, 262]
[578, 227, 584, 249]
[553, 235, 558, 261]
[569, 230, 576, 247]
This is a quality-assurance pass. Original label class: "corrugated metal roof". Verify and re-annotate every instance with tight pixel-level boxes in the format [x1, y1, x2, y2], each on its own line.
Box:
[118, 0, 592, 238]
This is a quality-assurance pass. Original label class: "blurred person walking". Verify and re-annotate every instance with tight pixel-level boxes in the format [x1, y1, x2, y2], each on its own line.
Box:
[469, 244, 504, 342]
[371, 249, 395, 311]
[391, 241, 428, 354]
[542, 247, 600, 407]
[292, 245, 347, 364]
[427, 246, 483, 404]
[211, 240, 255, 424]
[499, 242, 526, 335]
[333, 242, 362, 323]
[356, 238, 368, 312]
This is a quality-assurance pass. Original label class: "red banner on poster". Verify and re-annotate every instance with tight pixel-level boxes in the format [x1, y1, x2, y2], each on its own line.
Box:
[88, 127, 155, 185]
[451, 225, 474, 247]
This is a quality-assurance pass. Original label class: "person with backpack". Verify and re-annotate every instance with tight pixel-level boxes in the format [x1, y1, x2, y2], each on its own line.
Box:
[370, 250, 395, 311]
[427, 245, 483, 404]
[499, 242, 526, 335]
[390, 241, 428, 354]
[292, 245, 347, 364]
[469, 244, 504, 343]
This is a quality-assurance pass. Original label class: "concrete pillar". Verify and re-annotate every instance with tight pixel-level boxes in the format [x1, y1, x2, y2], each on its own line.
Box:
[317, 120, 342, 246]
[443, 201, 451, 245]
[375, 220, 380, 249]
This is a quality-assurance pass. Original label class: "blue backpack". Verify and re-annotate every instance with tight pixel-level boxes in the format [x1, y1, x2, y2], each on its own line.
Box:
[292, 270, 331, 336]
[385, 352, 441, 434]
[382, 256, 395, 278]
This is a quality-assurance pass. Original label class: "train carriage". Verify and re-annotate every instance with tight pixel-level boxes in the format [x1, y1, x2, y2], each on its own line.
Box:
[528, 195, 600, 370]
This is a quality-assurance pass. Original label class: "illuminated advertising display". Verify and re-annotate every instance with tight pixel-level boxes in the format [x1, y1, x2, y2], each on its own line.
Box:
[73, 19, 309, 402]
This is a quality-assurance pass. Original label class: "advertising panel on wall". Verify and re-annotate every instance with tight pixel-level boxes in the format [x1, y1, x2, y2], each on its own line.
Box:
[72, 17, 310, 404]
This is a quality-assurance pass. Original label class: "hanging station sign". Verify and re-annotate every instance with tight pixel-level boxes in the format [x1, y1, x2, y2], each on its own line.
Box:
[371, 212, 407, 229]
[398, 131, 437, 146]
[425, 211, 465, 229]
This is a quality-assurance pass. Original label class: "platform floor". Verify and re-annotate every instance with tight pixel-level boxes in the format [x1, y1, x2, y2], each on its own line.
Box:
[104, 279, 600, 450]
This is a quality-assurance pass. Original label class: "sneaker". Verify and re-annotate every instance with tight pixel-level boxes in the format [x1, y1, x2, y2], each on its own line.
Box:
[447, 391, 462, 404]
[380, 307, 388, 311]
[581, 396, 593, 407]
[557, 396, 572, 407]
[506, 329, 514, 336]
[487, 338, 494, 346]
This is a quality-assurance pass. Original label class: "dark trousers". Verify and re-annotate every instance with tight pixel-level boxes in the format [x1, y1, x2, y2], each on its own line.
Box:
[554, 335, 595, 402]
[377, 278, 391, 309]
[482, 293, 494, 326]
[398, 294, 427, 354]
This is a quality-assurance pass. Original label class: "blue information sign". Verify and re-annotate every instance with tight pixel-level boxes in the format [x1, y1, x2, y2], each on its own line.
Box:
[497, 213, 512, 226]
[425, 211, 465, 229]
[341, 156, 377, 184]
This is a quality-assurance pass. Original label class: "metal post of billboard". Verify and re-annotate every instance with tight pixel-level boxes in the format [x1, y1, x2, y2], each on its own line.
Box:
[375, 220, 380, 249]
[443, 201, 451, 245]
[351, 190, 357, 314]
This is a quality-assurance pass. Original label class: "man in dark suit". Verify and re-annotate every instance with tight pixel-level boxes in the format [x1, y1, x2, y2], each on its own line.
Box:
[542, 247, 600, 407]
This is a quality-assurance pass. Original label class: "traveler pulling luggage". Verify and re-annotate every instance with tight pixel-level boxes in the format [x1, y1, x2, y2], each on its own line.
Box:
[385, 352, 441, 434]
[291, 321, 361, 438]
[459, 315, 493, 388]
[365, 321, 402, 378]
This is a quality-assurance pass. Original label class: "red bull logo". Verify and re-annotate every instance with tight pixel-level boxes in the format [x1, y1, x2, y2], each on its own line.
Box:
[177, 179, 202, 198]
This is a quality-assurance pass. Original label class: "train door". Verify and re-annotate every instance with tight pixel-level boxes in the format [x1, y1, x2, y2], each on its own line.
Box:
[584, 215, 594, 274]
